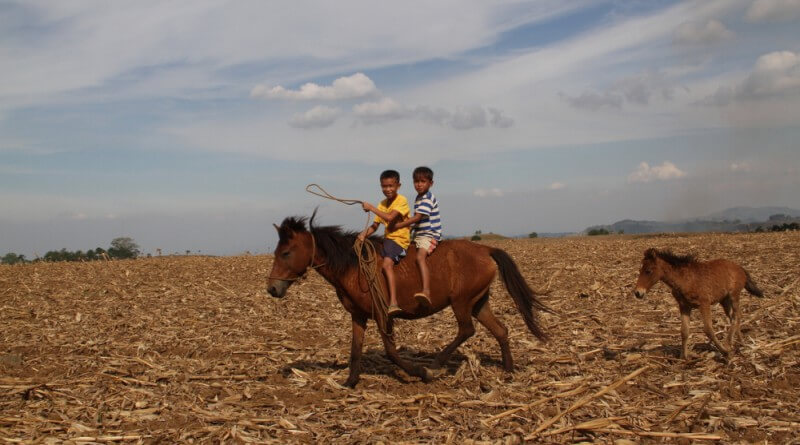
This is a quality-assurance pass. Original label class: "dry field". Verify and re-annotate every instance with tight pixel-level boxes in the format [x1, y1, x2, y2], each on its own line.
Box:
[2, 232, 799, 444]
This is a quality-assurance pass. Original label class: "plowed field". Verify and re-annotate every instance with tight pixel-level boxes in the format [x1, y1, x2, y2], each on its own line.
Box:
[2, 232, 799, 443]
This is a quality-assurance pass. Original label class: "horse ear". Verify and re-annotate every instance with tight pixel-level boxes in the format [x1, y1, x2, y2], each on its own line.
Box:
[273, 223, 280, 232]
[644, 248, 656, 259]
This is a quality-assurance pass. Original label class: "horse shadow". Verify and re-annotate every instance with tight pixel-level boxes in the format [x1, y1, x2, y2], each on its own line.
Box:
[281, 348, 505, 383]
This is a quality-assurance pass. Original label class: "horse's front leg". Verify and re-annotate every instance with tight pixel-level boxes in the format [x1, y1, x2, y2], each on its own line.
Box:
[344, 313, 367, 388]
[379, 321, 432, 382]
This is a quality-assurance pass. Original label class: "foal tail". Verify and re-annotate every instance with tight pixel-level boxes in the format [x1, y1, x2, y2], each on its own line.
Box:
[744, 270, 764, 298]
[490, 249, 553, 341]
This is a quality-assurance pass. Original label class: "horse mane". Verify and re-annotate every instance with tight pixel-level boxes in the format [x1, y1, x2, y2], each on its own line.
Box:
[648, 248, 697, 267]
[278, 211, 379, 276]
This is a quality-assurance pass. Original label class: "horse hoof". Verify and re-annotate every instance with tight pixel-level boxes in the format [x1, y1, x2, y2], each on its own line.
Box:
[342, 378, 359, 388]
[423, 367, 446, 381]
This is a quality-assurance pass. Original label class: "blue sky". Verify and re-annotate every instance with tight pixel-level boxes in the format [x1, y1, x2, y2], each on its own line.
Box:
[2, 0, 800, 256]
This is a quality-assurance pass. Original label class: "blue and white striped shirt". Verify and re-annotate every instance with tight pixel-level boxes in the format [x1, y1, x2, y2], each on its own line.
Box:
[412, 191, 442, 241]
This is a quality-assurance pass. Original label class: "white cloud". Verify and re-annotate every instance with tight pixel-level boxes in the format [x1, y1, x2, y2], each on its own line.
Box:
[352, 98, 514, 129]
[352, 98, 411, 123]
[699, 51, 800, 105]
[673, 19, 733, 46]
[547, 182, 566, 190]
[559, 71, 679, 110]
[730, 162, 751, 173]
[488, 107, 514, 128]
[559, 91, 622, 111]
[473, 188, 504, 197]
[252, 73, 377, 101]
[288, 106, 342, 129]
[628, 161, 686, 183]
[746, 0, 800, 22]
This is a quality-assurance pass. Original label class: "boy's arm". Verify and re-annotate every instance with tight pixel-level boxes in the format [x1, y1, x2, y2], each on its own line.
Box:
[393, 213, 423, 230]
[362, 202, 402, 224]
[358, 222, 380, 241]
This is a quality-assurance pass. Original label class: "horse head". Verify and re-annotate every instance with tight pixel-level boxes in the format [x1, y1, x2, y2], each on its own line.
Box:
[633, 248, 663, 298]
[267, 216, 315, 298]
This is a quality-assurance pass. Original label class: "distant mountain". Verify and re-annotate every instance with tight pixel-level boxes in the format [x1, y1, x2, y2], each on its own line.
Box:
[585, 206, 800, 235]
[702, 206, 800, 223]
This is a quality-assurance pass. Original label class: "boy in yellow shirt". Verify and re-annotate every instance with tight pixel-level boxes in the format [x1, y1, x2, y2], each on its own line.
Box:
[358, 169, 410, 316]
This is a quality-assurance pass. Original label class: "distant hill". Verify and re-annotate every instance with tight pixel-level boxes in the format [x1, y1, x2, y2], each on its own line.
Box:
[585, 206, 800, 235]
[702, 206, 800, 223]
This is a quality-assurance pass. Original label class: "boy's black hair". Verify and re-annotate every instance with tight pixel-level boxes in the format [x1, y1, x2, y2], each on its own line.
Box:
[380, 169, 401, 181]
[412, 166, 434, 181]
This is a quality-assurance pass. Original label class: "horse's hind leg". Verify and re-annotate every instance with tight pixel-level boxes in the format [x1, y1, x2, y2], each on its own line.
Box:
[430, 296, 478, 369]
[473, 294, 513, 371]
[700, 303, 730, 356]
[378, 320, 431, 382]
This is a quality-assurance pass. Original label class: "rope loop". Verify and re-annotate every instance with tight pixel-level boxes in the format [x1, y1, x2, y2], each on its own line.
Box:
[306, 184, 392, 336]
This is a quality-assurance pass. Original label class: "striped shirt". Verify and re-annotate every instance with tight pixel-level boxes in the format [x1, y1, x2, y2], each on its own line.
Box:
[412, 191, 442, 241]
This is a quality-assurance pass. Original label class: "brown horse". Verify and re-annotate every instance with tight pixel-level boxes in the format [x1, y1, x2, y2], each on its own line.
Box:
[633, 248, 763, 359]
[266, 213, 552, 387]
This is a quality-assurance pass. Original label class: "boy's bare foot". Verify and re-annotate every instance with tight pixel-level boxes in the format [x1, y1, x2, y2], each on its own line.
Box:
[414, 291, 431, 307]
[387, 305, 403, 317]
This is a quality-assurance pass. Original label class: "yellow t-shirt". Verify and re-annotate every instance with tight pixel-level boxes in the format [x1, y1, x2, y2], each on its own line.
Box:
[374, 194, 411, 249]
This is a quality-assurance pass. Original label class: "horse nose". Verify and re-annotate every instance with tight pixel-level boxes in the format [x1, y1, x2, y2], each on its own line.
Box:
[267, 284, 279, 297]
[634, 289, 644, 299]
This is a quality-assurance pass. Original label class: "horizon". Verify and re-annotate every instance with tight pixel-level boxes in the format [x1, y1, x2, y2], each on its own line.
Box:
[2, 1, 800, 257]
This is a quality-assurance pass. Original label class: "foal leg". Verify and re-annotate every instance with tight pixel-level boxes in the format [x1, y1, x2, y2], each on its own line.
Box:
[699, 303, 729, 356]
[679, 305, 691, 359]
[728, 291, 743, 351]
[344, 313, 368, 388]
[378, 320, 431, 382]
[473, 295, 513, 372]
[430, 299, 477, 369]
[720, 296, 735, 348]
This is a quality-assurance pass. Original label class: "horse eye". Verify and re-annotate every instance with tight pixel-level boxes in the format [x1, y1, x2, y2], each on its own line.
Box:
[281, 251, 291, 259]
[645, 269, 652, 274]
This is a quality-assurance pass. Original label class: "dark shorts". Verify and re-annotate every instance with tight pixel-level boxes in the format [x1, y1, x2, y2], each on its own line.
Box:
[382, 239, 407, 264]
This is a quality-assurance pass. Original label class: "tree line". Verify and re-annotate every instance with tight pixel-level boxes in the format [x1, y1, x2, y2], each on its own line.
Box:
[1, 237, 141, 265]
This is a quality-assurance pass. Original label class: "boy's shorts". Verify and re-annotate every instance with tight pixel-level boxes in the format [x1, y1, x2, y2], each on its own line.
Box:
[414, 236, 438, 255]
[382, 239, 407, 264]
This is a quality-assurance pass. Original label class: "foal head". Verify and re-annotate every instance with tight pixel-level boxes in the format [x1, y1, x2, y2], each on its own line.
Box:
[633, 248, 666, 299]
[634, 248, 697, 298]
[267, 217, 315, 298]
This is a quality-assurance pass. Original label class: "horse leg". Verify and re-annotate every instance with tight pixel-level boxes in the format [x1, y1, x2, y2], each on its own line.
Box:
[679, 304, 691, 359]
[699, 303, 729, 356]
[473, 295, 513, 372]
[720, 296, 735, 348]
[344, 313, 367, 388]
[729, 291, 743, 351]
[378, 320, 431, 382]
[431, 299, 477, 369]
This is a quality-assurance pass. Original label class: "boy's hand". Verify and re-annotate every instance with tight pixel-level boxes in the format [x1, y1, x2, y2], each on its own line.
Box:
[361, 202, 373, 213]
[357, 231, 367, 241]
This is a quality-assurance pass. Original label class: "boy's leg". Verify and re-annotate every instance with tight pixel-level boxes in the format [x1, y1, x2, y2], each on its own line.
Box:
[382, 257, 401, 315]
[415, 247, 431, 305]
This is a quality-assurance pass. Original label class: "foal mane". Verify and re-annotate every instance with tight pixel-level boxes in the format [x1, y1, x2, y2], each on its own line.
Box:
[648, 248, 697, 267]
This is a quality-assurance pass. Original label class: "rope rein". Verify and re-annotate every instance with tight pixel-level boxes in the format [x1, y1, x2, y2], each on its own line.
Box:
[299, 184, 392, 335]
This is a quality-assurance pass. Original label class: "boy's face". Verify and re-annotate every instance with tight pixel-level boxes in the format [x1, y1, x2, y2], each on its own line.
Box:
[380, 177, 400, 200]
[413, 175, 433, 195]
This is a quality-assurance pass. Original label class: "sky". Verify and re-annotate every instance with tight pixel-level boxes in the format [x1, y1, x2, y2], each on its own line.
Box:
[1, 0, 800, 257]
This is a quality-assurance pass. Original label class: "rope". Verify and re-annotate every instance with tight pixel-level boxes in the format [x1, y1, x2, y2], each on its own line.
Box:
[305, 184, 392, 336]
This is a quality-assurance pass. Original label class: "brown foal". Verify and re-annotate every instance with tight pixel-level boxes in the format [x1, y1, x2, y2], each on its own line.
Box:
[634, 248, 764, 359]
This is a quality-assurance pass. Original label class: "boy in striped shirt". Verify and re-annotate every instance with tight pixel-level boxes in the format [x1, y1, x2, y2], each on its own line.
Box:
[393, 166, 442, 306]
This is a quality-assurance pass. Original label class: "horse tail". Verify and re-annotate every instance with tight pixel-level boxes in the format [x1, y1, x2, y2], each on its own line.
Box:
[744, 270, 764, 298]
[490, 248, 553, 341]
